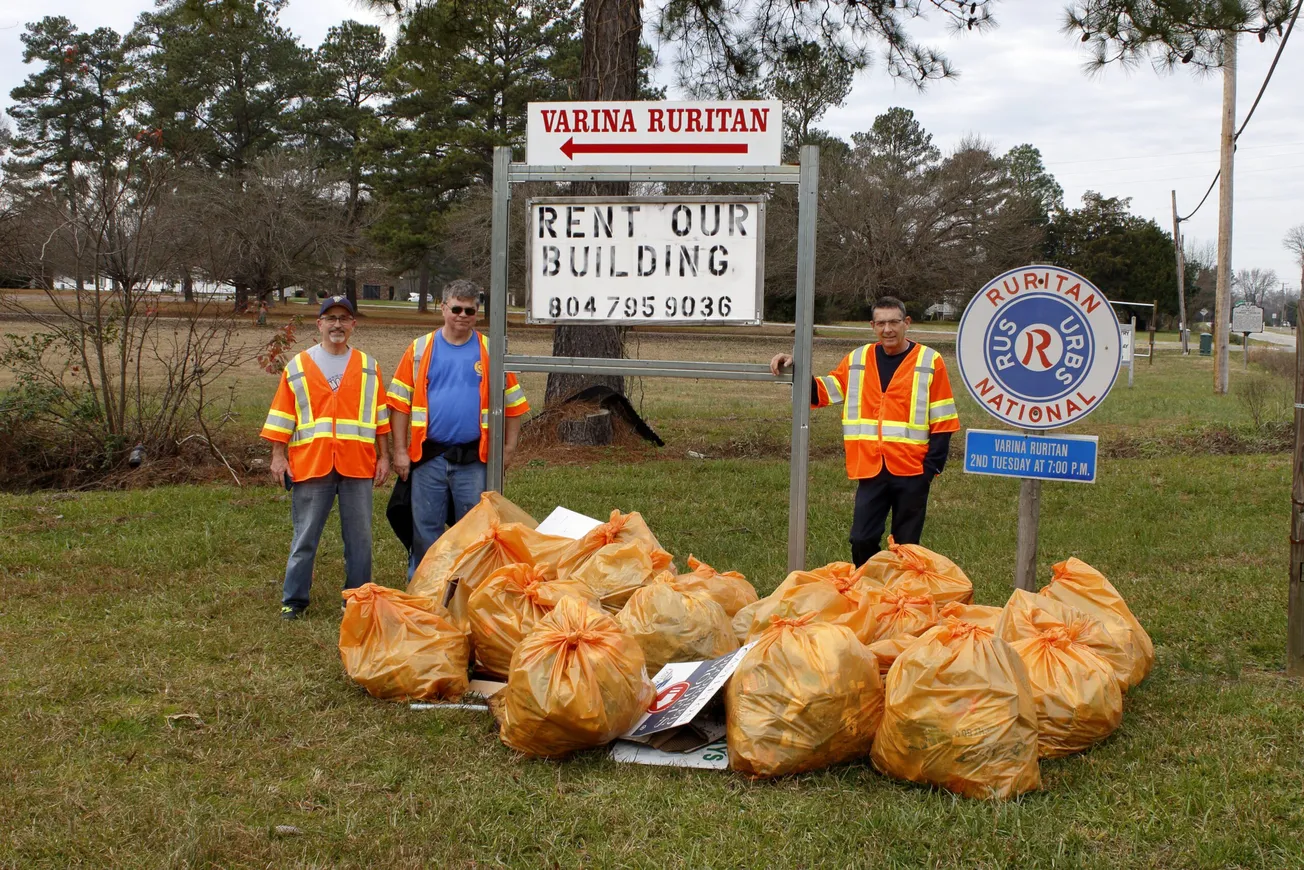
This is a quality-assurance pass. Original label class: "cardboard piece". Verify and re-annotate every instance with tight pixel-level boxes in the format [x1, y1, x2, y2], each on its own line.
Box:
[536, 506, 604, 540]
[609, 737, 729, 770]
[612, 644, 753, 762]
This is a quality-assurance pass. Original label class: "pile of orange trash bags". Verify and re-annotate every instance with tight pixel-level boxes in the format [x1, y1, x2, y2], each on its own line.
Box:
[337, 495, 1153, 799]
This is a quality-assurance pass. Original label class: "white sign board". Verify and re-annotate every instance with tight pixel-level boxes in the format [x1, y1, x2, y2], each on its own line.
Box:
[957, 265, 1122, 431]
[526, 196, 764, 325]
[1232, 304, 1264, 333]
[527, 101, 782, 166]
[1120, 323, 1133, 364]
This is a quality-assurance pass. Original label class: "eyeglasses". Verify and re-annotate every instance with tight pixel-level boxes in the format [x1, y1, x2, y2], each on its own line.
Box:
[446, 305, 477, 316]
[320, 315, 354, 324]
[872, 319, 905, 328]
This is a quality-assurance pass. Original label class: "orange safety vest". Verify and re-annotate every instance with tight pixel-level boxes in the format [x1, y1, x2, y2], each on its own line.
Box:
[260, 348, 390, 482]
[386, 330, 529, 463]
[813, 342, 960, 479]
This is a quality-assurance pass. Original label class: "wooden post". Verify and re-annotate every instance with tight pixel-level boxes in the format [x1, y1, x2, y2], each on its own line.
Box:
[1290, 297, 1304, 677]
[1171, 193, 1189, 354]
[1214, 34, 1237, 395]
[1014, 477, 1041, 591]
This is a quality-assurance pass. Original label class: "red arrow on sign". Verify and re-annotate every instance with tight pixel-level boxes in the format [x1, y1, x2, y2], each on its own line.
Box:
[559, 137, 749, 161]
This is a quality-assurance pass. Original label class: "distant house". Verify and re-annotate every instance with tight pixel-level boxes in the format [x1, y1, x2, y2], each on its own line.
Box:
[924, 301, 958, 320]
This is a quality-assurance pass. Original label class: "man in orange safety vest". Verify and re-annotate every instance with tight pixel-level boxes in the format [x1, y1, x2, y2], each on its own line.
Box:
[261, 295, 391, 619]
[771, 296, 960, 566]
[387, 279, 530, 577]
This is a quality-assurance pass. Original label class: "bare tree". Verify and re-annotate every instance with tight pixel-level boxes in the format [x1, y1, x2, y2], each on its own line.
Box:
[1287, 225, 1304, 302]
[1234, 267, 1280, 306]
[181, 152, 352, 308]
[0, 146, 250, 477]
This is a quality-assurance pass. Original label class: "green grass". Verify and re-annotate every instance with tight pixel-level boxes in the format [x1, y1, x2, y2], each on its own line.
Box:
[3, 450, 1304, 867]
[3, 327, 1304, 866]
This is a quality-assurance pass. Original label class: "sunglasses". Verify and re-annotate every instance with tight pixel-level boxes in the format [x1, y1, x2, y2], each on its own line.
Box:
[446, 305, 477, 316]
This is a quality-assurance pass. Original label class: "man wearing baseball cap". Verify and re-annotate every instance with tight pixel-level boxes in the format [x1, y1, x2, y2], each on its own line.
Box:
[260, 295, 391, 619]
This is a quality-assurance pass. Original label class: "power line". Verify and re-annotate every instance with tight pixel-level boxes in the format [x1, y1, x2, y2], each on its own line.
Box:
[1179, 0, 1303, 223]
[1049, 140, 1304, 167]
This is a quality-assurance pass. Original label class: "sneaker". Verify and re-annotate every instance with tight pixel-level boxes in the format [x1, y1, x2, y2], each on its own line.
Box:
[280, 605, 304, 621]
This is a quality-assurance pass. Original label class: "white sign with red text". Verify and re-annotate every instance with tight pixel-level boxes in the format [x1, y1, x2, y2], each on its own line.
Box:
[957, 265, 1122, 431]
[526, 101, 783, 166]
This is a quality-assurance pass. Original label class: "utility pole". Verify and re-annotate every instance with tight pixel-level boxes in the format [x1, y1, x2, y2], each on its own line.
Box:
[1290, 296, 1304, 677]
[1171, 191, 1189, 354]
[1214, 34, 1237, 395]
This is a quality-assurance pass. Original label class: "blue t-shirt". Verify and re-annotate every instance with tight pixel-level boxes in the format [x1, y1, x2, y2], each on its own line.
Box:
[425, 331, 483, 444]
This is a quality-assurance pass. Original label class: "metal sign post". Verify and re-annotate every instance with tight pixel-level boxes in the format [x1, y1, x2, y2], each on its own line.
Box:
[487, 136, 819, 572]
[956, 265, 1123, 590]
[1233, 303, 1264, 371]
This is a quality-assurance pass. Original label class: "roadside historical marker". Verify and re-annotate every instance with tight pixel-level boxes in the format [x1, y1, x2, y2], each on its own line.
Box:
[527, 101, 783, 166]
[957, 265, 1122, 590]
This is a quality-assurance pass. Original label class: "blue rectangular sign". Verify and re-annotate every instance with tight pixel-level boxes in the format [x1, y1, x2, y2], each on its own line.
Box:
[963, 429, 1098, 483]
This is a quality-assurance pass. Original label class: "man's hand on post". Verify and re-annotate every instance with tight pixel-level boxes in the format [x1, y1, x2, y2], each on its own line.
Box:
[770, 352, 794, 377]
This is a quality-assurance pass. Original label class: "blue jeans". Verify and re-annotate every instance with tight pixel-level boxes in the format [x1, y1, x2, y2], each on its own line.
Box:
[408, 455, 486, 577]
[283, 471, 373, 610]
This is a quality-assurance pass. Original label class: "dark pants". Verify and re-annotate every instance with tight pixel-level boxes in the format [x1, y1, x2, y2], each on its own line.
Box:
[850, 469, 933, 567]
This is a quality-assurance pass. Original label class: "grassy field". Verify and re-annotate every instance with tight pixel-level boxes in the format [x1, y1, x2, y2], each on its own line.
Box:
[2, 311, 1304, 867]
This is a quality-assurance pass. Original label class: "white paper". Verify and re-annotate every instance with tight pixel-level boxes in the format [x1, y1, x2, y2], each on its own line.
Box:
[609, 737, 729, 770]
[535, 506, 604, 539]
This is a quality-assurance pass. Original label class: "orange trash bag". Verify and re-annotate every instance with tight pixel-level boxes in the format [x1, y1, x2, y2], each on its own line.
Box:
[865, 579, 938, 643]
[998, 590, 1123, 758]
[408, 491, 537, 594]
[673, 556, 759, 617]
[411, 520, 571, 627]
[569, 539, 662, 611]
[499, 596, 654, 758]
[339, 583, 469, 702]
[868, 634, 920, 677]
[871, 618, 1041, 800]
[1039, 557, 1153, 690]
[555, 509, 674, 580]
[726, 615, 884, 777]
[735, 570, 878, 644]
[859, 537, 974, 605]
[467, 563, 601, 679]
[939, 601, 1003, 631]
[616, 578, 738, 673]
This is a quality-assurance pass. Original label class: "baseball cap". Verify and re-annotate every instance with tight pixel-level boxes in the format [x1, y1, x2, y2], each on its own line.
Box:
[318, 295, 355, 317]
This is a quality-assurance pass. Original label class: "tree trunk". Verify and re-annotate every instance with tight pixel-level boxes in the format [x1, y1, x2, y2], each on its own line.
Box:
[234, 282, 250, 312]
[182, 270, 194, 303]
[545, 0, 642, 408]
[417, 254, 431, 314]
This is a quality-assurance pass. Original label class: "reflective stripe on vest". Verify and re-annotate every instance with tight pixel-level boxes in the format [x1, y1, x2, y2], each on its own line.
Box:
[841, 344, 937, 444]
[286, 350, 380, 446]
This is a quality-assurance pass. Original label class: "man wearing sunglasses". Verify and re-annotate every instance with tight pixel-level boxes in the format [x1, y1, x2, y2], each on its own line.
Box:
[261, 295, 392, 619]
[771, 296, 959, 566]
[387, 279, 530, 576]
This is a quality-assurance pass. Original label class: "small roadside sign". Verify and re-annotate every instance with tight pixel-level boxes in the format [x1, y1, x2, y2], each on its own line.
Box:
[1232, 304, 1264, 333]
[526, 101, 783, 166]
[1120, 323, 1134, 364]
[963, 429, 1098, 483]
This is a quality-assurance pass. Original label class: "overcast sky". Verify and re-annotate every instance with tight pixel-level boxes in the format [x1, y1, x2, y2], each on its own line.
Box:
[2, 0, 1301, 292]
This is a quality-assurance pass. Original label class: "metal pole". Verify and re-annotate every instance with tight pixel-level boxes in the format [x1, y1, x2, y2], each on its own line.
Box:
[486, 146, 511, 493]
[1149, 301, 1156, 365]
[1214, 34, 1237, 395]
[1244, 332, 1250, 369]
[1014, 476, 1041, 591]
[1171, 192, 1189, 354]
[786, 145, 819, 572]
[1128, 315, 1136, 388]
[1289, 297, 1304, 677]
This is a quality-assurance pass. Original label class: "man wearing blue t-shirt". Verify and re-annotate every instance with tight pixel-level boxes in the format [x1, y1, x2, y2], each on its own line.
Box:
[388, 279, 530, 576]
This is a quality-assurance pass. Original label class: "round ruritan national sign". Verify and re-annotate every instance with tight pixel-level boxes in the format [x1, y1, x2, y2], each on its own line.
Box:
[957, 265, 1122, 431]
